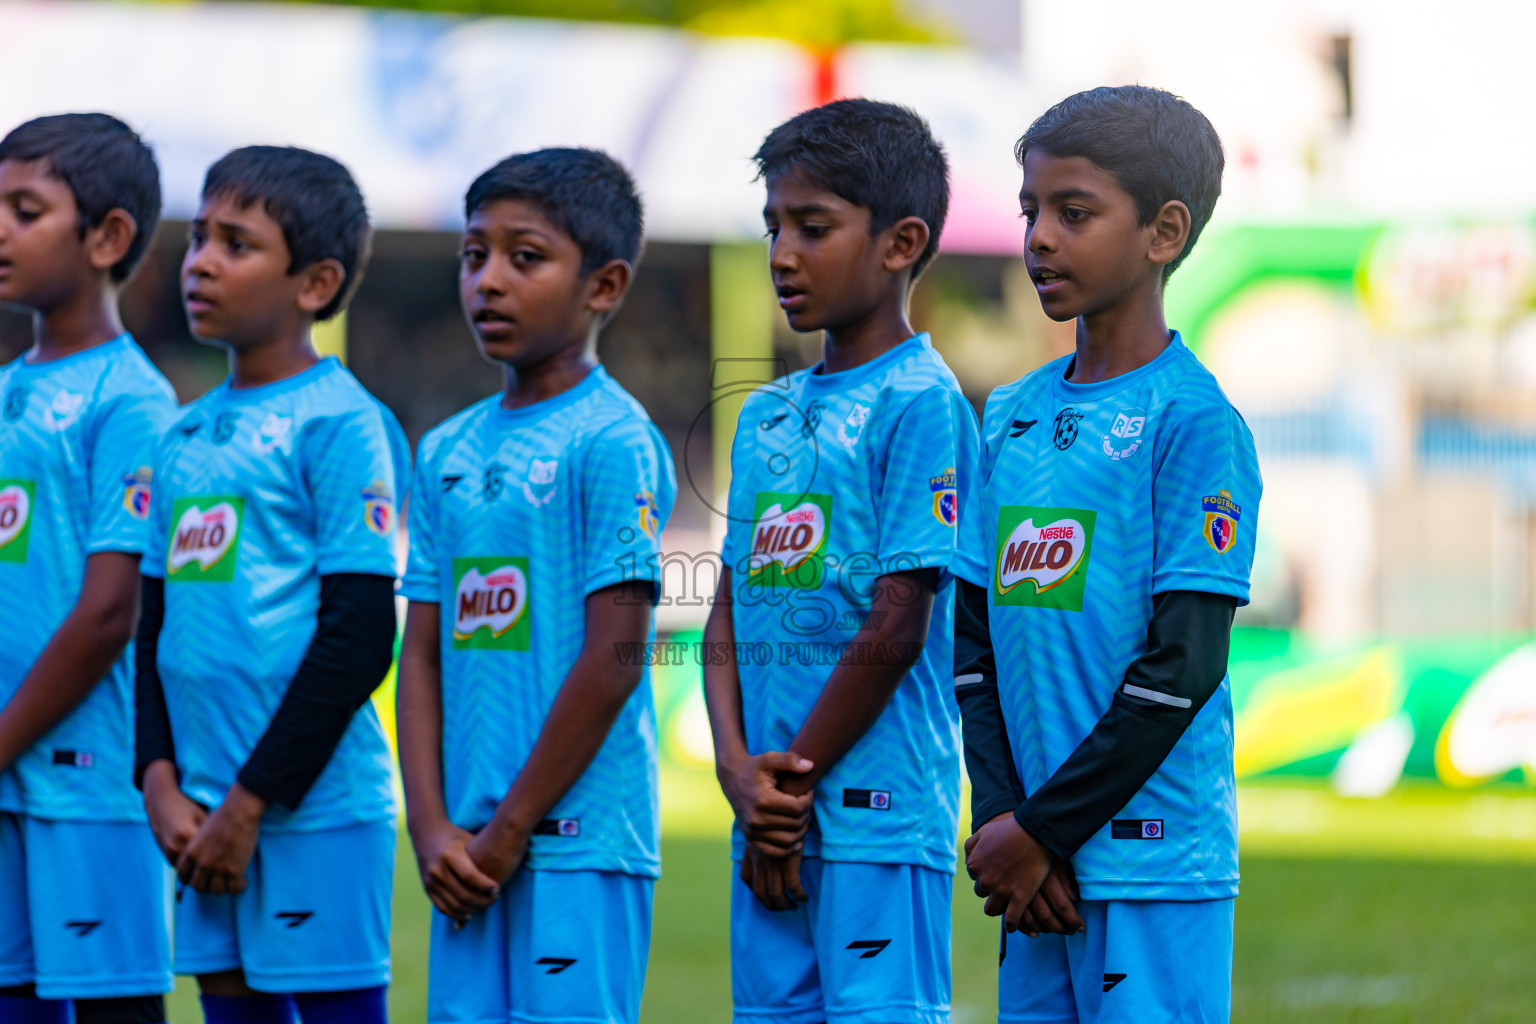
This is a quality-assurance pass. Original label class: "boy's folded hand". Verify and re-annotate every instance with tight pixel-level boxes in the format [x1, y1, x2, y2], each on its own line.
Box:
[741, 845, 810, 912]
[142, 760, 208, 869]
[718, 749, 814, 855]
[466, 822, 531, 890]
[409, 816, 500, 924]
[964, 814, 1053, 934]
[177, 781, 265, 897]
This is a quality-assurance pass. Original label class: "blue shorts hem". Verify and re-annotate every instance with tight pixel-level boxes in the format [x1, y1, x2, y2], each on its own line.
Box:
[509, 1013, 638, 1024]
[34, 970, 173, 1000]
[734, 1006, 825, 1024]
[997, 1014, 1076, 1024]
[246, 964, 392, 994]
[0, 967, 34, 987]
[175, 955, 242, 977]
[826, 1003, 950, 1024]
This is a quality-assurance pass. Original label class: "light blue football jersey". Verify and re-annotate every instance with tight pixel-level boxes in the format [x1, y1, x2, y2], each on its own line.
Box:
[401, 366, 676, 879]
[955, 333, 1260, 901]
[721, 333, 979, 874]
[140, 358, 404, 831]
[0, 334, 176, 822]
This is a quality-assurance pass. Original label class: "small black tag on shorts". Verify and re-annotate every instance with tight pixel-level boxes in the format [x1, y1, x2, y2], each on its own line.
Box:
[533, 818, 581, 836]
[841, 789, 892, 810]
[52, 749, 94, 768]
[1111, 818, 1163, 840]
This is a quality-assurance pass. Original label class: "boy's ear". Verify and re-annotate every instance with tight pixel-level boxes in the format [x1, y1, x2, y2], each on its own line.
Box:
[1147, 200, 1192, 270]
[881, 215, 930, 275]
[85, 208, 138, 276]
[584, 259, 633, 316]
[295, 258, 347, 317]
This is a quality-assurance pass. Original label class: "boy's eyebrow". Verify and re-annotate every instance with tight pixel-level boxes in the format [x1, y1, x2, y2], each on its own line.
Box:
[1020, 187, 1101, 204]
[762, 202, 837, 220]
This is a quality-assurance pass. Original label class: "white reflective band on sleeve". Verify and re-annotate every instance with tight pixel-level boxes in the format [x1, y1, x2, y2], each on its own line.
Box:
[1123, 683, 1192, 708]
[954, 673, 984, 686]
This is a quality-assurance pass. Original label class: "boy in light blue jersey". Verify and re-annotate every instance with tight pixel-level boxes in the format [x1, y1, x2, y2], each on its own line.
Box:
[0, 114, 176, 1024]
[703, 99, 978, 1024]
[397, 148, 675, 1024]
[955, 86, 1261, 1024]
[134, 147, 405, 1024]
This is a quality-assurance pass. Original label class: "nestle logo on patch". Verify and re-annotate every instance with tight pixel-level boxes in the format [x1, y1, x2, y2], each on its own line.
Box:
[1038, 525, 1075, 540]
[842, 789, 892, 811]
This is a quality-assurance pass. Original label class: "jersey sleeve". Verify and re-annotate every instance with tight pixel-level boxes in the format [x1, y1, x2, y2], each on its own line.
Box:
[953, 393, 993, 588]
[719, 407, 756, 574]
[85, 389, 173, 556]
[1150, 400, 1261, 604]
[874, 385, 967, 576]
[579, 417, 675, 597]
[400, 433, 442, 603]
[301, 408, 402, 578]
[138, 432, 174, 580]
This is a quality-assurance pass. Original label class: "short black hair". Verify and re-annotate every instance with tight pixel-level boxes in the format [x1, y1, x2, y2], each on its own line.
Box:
[0, 113, 161, 284]
[202, 146, 371, 322]
[465, 148, 644, 274]
[753, 98, 950, 279]
[1015, 85, 1223, 278]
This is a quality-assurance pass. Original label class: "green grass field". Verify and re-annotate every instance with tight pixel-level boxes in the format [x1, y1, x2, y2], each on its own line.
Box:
[162, 830, 1536, 1023]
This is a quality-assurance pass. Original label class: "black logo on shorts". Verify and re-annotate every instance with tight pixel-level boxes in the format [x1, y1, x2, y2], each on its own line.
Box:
[3, 387, 27, 422]
[441, 474, 464, 492]
[760, 412, 789, 431]
[847, 939, 891, 959]
[65, 920, 102, 937]
[212, 411, 239, 445]
[537, 957, 577, 974]
[1103, 973, 1127, 992]
[1052, 409, 1083, 450]
[1009, 418, 1037, 439]
[275, 911, 314, 928]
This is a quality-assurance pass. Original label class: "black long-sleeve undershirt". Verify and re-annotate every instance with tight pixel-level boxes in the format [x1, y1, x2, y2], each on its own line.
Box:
[134, 573, 397, 810]
[954, 580, 1237, 858]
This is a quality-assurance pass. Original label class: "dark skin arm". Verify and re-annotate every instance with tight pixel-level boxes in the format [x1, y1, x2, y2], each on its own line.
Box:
[0, 551, 140, 770]
[398, 601, 502, 922]
[465, 581, 657, 890]
[735, 568, 938, 911]
[703, 568, 817, 857]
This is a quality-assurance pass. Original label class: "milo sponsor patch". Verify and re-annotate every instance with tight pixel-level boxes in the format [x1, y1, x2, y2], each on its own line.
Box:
[0, 480, 35, 563]
[452, 557, 531, 650]
[994, 505, 1096, 611]
[747, 492, 832, 589]
[167, 496, 243, 582]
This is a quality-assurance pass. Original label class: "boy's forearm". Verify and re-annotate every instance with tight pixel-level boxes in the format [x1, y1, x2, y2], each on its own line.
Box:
[954, 578, 1026, 829]
[236, 574, 396, 810]
[0, 551, 140, 770]
[484, 652, 641, 842]
[483, 582, 652, 843]
[781, 569, 937, 797]
[1014, 590, 1237, 859]
[701, 573, 750, 772]
[397, 603, 452, 832]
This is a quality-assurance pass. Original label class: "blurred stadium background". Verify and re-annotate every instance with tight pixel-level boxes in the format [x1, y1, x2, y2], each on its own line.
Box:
[3, 0, 1535, 1019]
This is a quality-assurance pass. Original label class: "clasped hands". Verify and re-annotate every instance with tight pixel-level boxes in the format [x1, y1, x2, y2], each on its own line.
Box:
[965, 812, 1084, 937]
[718, 749, 816, 912]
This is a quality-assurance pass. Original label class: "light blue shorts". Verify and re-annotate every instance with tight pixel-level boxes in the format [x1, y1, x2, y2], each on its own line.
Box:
[173, 818, 394, 993]
[730, 857, 952, 1024]
[998, 898, 1234, 1024]
[427, 867, 653, 1024]
[0, 812, 173, 999]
